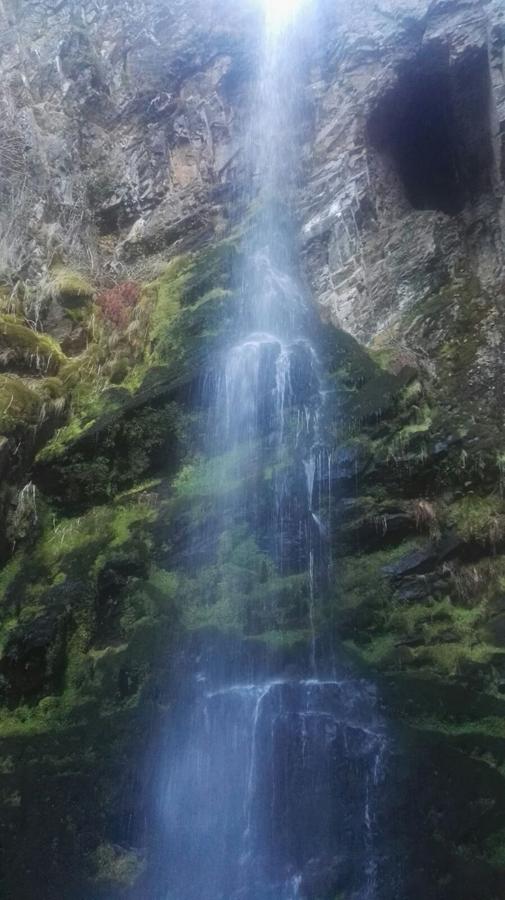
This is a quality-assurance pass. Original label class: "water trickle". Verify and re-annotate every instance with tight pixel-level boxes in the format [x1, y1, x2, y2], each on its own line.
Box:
[303, 457, 316, 512]
[9, 481, 38, 549]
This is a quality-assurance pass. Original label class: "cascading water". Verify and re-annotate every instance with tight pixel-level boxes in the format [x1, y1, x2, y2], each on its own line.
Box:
[159, 678, 387, 900]
[143, 4, 392, 899]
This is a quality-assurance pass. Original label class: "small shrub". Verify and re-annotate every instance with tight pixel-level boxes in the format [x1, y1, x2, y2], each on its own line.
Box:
[93, 842, 145, 887]
[97, 282, 140, 329]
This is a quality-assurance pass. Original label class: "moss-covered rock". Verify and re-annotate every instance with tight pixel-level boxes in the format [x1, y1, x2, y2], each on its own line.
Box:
[0, 315, 66, 375]
[48, 269, 94, 310]
[35, 389, 183, 506]
[1, 215, 504, 899]
[91, 842, 145, 892]
[0, 374, 67, 436]
[0, 474, 180, 897]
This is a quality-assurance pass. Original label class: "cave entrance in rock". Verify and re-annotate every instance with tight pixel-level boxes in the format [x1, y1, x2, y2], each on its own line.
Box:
[368, 45, 494, 216]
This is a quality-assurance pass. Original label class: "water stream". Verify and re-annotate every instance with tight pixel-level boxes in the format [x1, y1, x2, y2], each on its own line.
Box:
[160, 679, 387, 900]
[145, 4, 390, 898]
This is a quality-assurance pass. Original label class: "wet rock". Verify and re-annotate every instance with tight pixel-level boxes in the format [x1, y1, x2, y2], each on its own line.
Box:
[383, 534, 463, 578]
[34, 388, 182, 507]
[301, 1, 503, 348]
[332, 444, 371, 484]
[394, 576, 433, 603]
[301, 855, 349, 899]
[97, 555, 148, 600]
[0, 435, 9, 479]
[0, 609, 67, 701]
[94, 554, 149, 647]
[366, 512, 415, 543]
[487, 613, 505, 647]
[383, 546, 439, 578]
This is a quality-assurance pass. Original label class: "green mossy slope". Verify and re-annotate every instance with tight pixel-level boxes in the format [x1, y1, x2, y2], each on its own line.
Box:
[0, 248, 504, 898]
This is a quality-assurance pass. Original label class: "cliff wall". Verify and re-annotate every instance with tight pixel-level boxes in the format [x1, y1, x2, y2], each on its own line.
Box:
[0, 1, 505, 898]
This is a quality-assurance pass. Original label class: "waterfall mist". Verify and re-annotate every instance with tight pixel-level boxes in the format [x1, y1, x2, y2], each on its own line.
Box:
[138, 5, 396, 899]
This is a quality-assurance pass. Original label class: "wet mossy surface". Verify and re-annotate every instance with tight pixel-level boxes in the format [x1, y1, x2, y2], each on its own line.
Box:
[0, 315, 67, 376]
[0, 250, 504, 897]
[326, 272, 505, 898]
[0, 236, 246, 898]
[35, 399, 183, 507]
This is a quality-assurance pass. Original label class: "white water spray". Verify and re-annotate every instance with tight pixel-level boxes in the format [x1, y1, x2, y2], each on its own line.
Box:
[146, 2, 391, 897]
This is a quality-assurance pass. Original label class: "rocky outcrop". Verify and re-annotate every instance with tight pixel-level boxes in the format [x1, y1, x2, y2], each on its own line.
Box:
[301, 0, 505, 340]
[0, 0, 254, 283]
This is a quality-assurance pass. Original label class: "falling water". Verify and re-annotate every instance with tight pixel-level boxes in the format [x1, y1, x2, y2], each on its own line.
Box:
[146, 3, 391, 899]
[159, 679, 387, 900]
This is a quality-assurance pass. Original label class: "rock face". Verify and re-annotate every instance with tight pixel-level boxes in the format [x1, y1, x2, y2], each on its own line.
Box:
[0, 0, 247, 277]
[0, 0, 505, 899]
[301, 0, 505, 339]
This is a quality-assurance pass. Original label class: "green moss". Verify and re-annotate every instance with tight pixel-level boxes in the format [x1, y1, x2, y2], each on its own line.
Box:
[388, 597, 483, 640]
[39, 416, 94, 459]
[37, 397, 182, 506]
[147, 567, 178, 602]
[184, 234, 240, 304]
[37, 352, 119, 460]
[409, 714, 505, 740]
[36, 498, 156, 579]
[382, 402, 432, 460]
[0, 490, 166, 740]
[0, 315, 66, 374]
[0, 375, 41, 432]
[169, 442, 290, 536]
[337, 522, 503, 673]
[153, 285, 235, 373]
[338, 540, 421, 610]
[447, 495, 505, 545]
[133, 241, 238, 372]
[0, 373, 67, 435]
[415, 641, 497, 677]
[368, 345, 396, 372]
[175, 525, 309, 635]
[141, 256, 191, 342]
[0, 556, 22, 599]
[119, 365, 146, 395]
[33, 241, 237, 487]
[484, 828, 505, 866]
[172, 450, 248, 503]
[49, 268, 94, 309]
[250, 628, 311, 649]
[344, 633, 397, 666]
[92, 842, 145, 888]
[140, 243, 237, 377]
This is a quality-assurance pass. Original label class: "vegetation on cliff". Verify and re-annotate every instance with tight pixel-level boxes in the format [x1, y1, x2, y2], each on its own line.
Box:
[0, 235, 504, 898]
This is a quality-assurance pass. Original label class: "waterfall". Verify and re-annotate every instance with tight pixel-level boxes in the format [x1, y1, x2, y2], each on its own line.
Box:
[142, 4, 392, 899]
[158, 680, 387, 900]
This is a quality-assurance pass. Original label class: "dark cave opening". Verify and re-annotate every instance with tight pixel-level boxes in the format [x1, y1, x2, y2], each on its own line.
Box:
[368, 45, 494, 216]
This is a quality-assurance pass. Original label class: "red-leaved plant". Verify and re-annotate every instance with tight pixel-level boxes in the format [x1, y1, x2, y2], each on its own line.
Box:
[97, 281, 140, 328]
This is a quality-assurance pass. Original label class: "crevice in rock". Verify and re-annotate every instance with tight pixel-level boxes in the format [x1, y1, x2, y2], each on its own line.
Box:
[367, 44, 494, 216]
